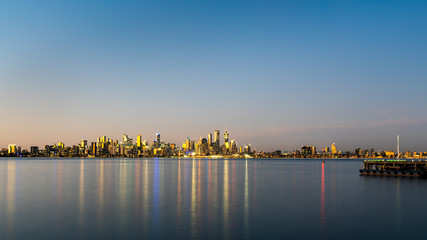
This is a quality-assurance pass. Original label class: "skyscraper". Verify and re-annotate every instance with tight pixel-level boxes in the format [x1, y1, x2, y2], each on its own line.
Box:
[80, 139, 87, 149]
[331, 143, 337, 154]
[8, 144, 17, 154]
[224, 131, 230, 154]
[214, 130, 220, 147]
[224, 131, 229, 144]
[208, 133, 212, 146]
[156, 133, 161, 147]
[137, 135, 142, 148]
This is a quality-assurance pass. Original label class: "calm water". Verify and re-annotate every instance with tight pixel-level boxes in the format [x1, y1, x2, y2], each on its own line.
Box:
[0, 158, 426, 239]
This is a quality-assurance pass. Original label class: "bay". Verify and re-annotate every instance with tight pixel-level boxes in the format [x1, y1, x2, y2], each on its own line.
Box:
[0, 158, 425, 239]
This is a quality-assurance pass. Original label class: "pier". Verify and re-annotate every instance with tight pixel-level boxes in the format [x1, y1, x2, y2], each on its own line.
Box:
[360, 160, 427, 177]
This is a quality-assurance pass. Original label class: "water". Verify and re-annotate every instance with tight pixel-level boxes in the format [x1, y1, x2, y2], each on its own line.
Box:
[0, 158, 426, 239]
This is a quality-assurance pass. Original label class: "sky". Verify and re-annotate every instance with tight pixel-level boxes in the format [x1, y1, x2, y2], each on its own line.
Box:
[1, 0, 427, 152]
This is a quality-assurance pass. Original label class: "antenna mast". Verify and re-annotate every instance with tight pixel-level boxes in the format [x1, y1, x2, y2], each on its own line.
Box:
[397, 134, 400, 160]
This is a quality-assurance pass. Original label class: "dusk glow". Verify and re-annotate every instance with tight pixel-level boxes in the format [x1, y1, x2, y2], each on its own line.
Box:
[1, 1, 427, 152]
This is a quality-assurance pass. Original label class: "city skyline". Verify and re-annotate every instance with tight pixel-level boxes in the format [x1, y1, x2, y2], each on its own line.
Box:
[0, 130, 421, 155]
[1, 1, 427, 151]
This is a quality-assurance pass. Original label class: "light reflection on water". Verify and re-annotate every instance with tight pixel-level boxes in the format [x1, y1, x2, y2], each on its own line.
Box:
[6, 161, 16, 239]
[1, 158, 427, 239]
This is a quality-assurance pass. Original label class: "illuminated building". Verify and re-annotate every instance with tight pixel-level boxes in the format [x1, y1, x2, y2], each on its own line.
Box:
[208, 133, 212, 146]
[57, 142, 64, 149]
[156, 133, 161, 147]
[331, 143, 337, 154]
[214, 130, 220, 146]
[30, 146, 39, 156]
[186, 137, 191, 151]
[137, 135, 142, 148]
[80, 139, 87, 149]
[90, 142, 97, 156]
[8, 144, 17, 154]
[231, 140, 237, 154]
[224, 131, 230, 153]
[244, 145, 251, 154]
[122, 134, 132, 146]
[301, 146, 316, 156]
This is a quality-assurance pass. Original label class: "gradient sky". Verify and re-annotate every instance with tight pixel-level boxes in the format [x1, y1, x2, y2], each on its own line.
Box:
[1, 0, 427, 152]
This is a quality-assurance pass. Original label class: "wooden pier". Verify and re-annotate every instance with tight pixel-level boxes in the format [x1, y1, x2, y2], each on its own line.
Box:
[359, 160, 427, 177]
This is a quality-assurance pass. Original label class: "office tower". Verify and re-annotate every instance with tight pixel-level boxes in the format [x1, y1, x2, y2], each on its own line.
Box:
[231, 140, 237, 154]
[224, 131, 229, 144]
[156, 133, 161, 147]
[122, 134, 132, 146]
[90, 142, 97, 156]
[80, 139, 88, 149]
[8, 144, 17, 154]
[224, 131, 230, 154]
[109, 144, 116, 156]
[186, 137, 191, 151]
[331, 143, 337, 154]
[354, 148, 361, 157]
[244, 145, 251, 154]
[214, 130, 220, 146]
[301, 146, 315, 156]
[208, 133, 212, 146]
[137, 135, 142, 148]
[30, 146, 39, 155]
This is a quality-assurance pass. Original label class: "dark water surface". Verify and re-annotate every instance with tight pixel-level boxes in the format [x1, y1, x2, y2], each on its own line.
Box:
[0, 158, 426, 239]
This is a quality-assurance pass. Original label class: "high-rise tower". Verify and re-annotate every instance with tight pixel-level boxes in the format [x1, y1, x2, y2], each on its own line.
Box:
[137, 135, 142, 148]
[8, 144, 17, 154]
[331, 143, 337, 154]
[224, 131, 229, 144]
[156, 133, 161, 147]
[208, 133, 212, 146]
[214, 130, 220, 147]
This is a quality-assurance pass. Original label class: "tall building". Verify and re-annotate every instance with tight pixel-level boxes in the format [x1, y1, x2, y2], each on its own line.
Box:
[122, 134, 132, 146]
[331, 143, 337, 154]
[185, 137, 191, 151]
[208, 133, 212, 146]
[224, 131, 230, 154]
[301, 146, 315, 156]
[137, 135, 142, 148]
[244, 145, 251, 154]
[214, 130, 220, 146]
[30, 146, 39, 155]
[224, 131, 229, 144]
[156, 133, 161, 147]
[90, 142, 97, 156]
[8, 144, 17, 154]
[80, 139, 88, 149]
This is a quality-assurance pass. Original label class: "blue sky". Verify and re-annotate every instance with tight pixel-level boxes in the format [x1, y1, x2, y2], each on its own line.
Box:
[1, 0, 427, 152]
